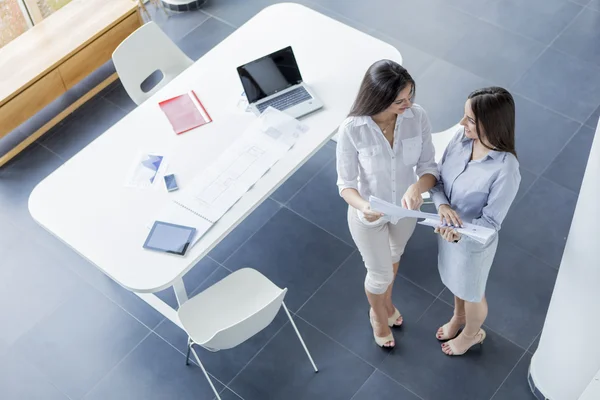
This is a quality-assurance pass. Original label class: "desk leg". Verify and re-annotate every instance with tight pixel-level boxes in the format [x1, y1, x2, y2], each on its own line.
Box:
[133, 279, 189, 331]
[134, 292, 184, 330]
[173, 278, 189, 306]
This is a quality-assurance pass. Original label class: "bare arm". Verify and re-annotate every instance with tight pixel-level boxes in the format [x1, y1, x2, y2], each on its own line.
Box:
[416, 173, 436, 193]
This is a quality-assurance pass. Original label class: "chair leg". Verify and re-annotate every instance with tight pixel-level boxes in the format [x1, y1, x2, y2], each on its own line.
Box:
[190, 346, 222, 400]
[282, 302, 319, 372]
[185, 337, 192, 366]
[137, 0, 151, 21]
[153, 0, 169, 18]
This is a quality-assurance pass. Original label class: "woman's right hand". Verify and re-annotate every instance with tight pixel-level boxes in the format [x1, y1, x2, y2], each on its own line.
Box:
[361, 203, 384, 222]
[438, 204, 463, 228]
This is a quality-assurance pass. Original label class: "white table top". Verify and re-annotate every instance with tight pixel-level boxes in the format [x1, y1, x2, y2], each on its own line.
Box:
[29, 3, 402, 293]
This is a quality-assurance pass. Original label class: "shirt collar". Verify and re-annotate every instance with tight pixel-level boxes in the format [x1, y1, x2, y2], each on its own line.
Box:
[402, 108, 414, 119]
[460, 130, 506, 161]
[487, 150, 505, 161]
[353, 107, 415, 126]
[354, 116, 370, 126]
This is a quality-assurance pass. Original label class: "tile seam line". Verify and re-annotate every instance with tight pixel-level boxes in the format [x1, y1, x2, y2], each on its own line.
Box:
[221, 146, 336, 266]
[349, 369, 378, 400]
[295, 248, 357, 314]
[150, 327, 229, 388]
[294, 314, 426, 400]
[279, 202, 357, 248]
[489, 350, 529, 400]
[198, 9, 238, 29]
[503, 118, 585, 263]
[80, 330, 153, 398]
[435, 295, 534, 353]
[36, 141, 67, 161]
[283, 153, 336, 207]
[219, 200, 284, 266]
[175, 12, 212, 43]
[224, 319, 291, 387]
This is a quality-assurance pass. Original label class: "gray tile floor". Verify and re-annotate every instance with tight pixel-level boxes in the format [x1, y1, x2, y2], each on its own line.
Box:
[1, 1, 598, 399]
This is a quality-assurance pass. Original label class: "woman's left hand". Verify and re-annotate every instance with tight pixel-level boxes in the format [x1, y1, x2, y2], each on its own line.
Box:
[401, 183, 423, 210]
[435, 226, 461, 243]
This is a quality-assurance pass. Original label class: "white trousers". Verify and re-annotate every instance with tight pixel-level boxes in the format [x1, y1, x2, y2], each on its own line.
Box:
[347, 207, 416, 295]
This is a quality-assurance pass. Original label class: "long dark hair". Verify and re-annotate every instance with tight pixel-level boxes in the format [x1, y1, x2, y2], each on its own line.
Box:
[348, 60, 415, 117]
[468, 87, 517, 157]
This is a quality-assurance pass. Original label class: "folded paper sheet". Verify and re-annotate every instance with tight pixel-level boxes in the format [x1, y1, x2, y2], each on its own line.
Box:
[369, 196, 495, 245]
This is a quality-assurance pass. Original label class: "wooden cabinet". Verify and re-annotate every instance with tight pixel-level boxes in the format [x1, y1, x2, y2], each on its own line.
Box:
[0, 0, 141, 167]
[0, 69, 65, 136]
[59, 12, 141, 90]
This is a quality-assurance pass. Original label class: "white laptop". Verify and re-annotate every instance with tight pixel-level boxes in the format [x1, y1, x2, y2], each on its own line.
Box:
[237, 46, 323, 118]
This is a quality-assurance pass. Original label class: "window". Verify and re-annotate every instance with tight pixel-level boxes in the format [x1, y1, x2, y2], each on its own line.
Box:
[0, 0, 74, 49]
[0, 0, 30, 48]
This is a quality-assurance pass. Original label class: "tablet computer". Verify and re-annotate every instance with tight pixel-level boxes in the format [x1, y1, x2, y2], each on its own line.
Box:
[143, 221, 196, 256]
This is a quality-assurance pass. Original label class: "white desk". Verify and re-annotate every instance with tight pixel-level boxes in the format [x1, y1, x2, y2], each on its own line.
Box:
[29, 3, 402, 326]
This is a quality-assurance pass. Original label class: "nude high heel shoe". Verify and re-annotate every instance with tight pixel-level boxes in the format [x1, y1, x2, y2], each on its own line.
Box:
[369, 309, 395, 348]
[442, 329, 486, 356]
[387, 307, 403, 327]
[370, 307, 403, 327]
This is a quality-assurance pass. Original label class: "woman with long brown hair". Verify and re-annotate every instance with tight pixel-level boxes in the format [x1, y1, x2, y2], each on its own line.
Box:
[430, 87, 521, 356]
[336, 60, 438, 348]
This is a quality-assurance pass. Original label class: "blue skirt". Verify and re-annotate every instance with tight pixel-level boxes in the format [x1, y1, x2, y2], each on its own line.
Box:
[437, 234, 498, 302]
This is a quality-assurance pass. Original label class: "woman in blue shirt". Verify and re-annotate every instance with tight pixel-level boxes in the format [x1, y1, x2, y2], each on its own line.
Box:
[430, 87, 521, 356]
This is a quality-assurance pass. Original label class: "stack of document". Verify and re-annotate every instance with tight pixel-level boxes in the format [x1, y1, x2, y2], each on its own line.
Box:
[369, 196, 496, 245]
[154, 107, 308, 247]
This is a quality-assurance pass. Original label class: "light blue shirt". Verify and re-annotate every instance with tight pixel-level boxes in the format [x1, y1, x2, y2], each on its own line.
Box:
[430, 127, 521, 231]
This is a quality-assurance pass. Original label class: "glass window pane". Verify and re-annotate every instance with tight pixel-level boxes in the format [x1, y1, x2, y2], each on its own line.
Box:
[36, 0, 74, 19]
[0, 0, 30, 49]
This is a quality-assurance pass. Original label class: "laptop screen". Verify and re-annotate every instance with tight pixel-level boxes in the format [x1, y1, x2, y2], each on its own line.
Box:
[237, 46, 303, 104]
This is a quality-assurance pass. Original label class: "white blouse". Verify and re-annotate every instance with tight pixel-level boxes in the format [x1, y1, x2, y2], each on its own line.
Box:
[336, 104, 439, 224]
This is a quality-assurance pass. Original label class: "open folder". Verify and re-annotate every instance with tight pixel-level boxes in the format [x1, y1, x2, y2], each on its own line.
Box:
[369, 196, 496, 245]
[159, 90, 212, 135]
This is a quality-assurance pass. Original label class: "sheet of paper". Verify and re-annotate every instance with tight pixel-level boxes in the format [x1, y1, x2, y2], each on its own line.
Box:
[174, 108, 307, 223]
[417, 218, 492, 245]
[369, 196, 439, 220]
[370, 196, 495, 245]
[151, 202, 213, 246]
[125, 152, 168, 189]
[259, 106, 309, 148]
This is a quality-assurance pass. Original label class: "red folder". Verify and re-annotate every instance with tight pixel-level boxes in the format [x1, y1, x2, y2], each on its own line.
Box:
[159, 90, 212, 135]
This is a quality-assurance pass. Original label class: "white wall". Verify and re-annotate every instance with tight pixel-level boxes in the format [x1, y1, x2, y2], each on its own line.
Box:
[529, 118, 600, 400]
[579, 368, 600, 400]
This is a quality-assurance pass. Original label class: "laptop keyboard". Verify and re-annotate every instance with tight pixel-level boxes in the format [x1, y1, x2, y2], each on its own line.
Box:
[256, 86, 312, 113]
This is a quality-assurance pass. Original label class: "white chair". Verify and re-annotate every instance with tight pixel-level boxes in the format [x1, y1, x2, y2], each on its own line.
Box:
[178, 268, 318, 400]
[112, 22, 193, 105]
[431, 123, 460, 163]
[421, 123, 460, 205]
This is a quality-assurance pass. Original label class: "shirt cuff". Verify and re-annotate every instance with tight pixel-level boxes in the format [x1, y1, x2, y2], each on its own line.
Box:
[471, 216, 499, 231]
[417, 168, 440, 180]
[430, 190, 450, 210]
[338, 183, 358, 197]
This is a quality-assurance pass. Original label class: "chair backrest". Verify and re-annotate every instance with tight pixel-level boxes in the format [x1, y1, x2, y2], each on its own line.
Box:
[202, 288, 288, 351]
[112, 22, 193, 105]
[431, 123, 460, 163]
